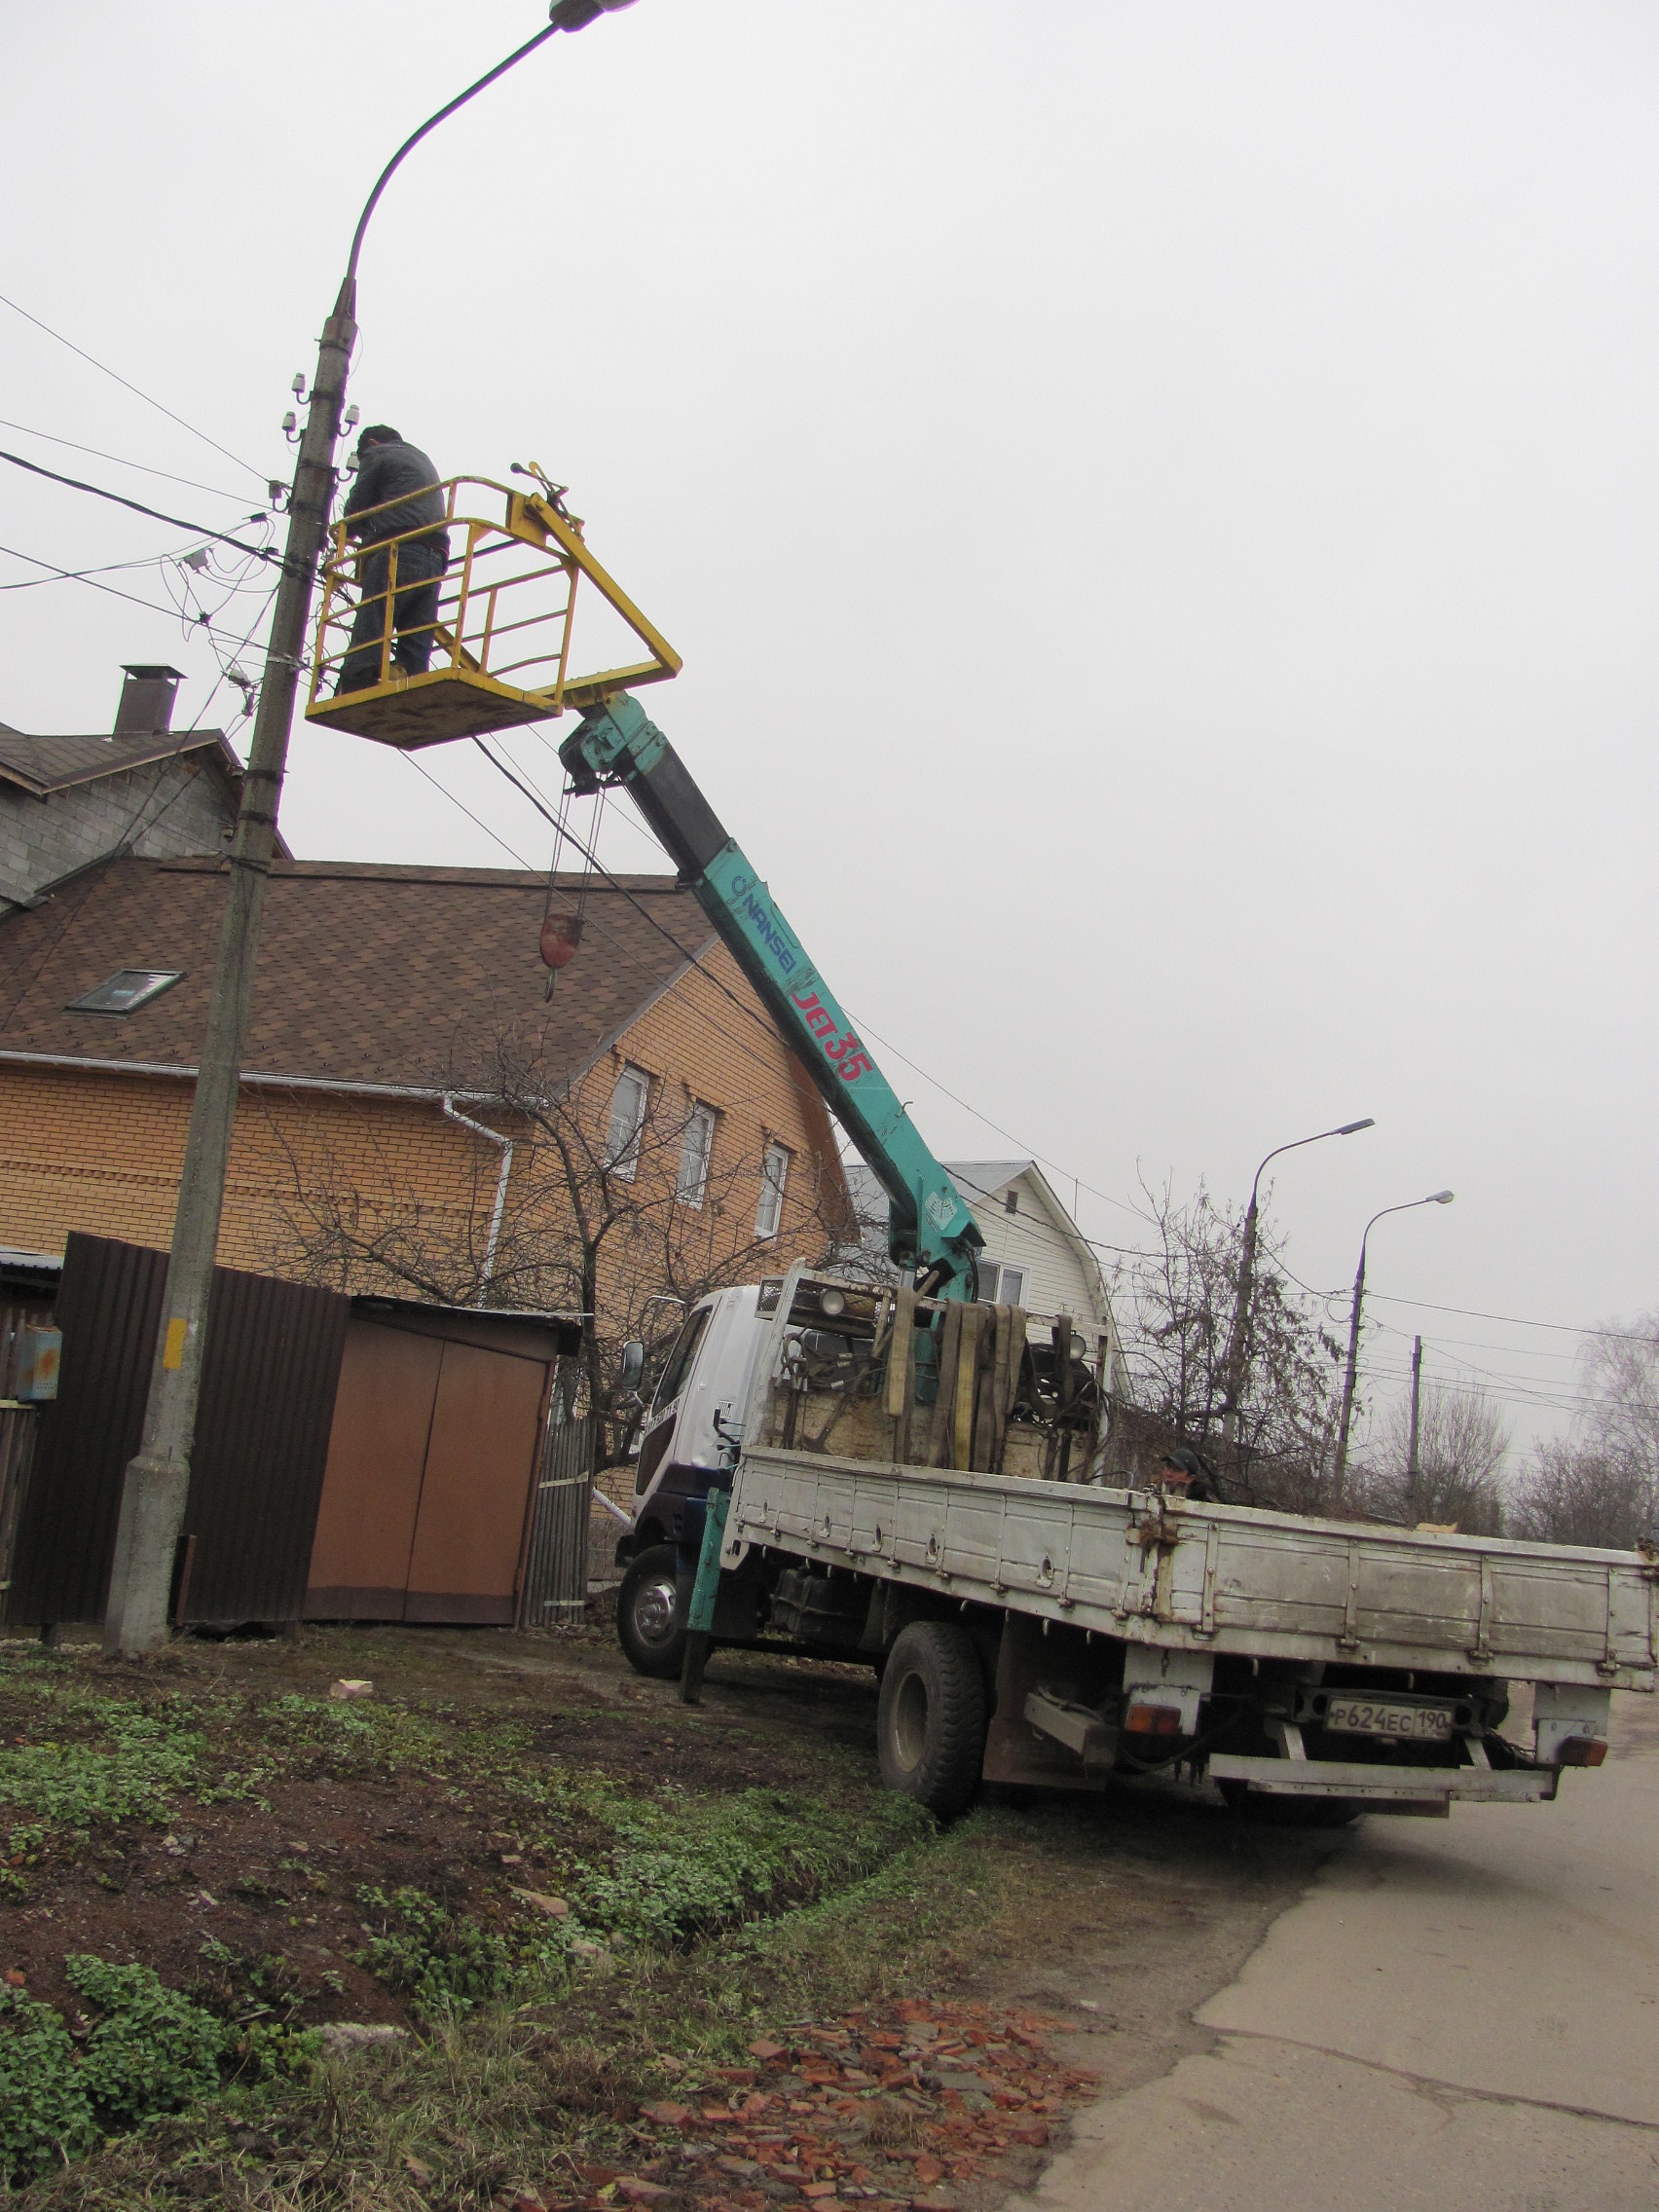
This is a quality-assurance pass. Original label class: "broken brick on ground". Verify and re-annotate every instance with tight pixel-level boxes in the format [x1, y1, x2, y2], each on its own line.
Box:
[499, 1997, 1097, 2212]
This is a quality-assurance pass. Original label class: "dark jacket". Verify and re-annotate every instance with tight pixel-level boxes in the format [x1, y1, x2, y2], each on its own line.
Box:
[344, 439, 449, 560]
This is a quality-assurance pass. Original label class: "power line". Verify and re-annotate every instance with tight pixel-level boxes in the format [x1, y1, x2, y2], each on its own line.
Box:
[0, 540, 204, 623]
[0, 419, 249, 503]
[0, 450, 283, 571]
[504, 743, 1158, 1234]
[429, 746, 1659, 1370]
[0, 541, 200, 592]
[402, 751, 535, 868]
[848, 1012, 1153, 1228]
[408, 751, 841, 1097]
[183, 579, 280, 736]
[0, 760, 225, 1023]
[0, 290, 265, 483]
[1363, 1291, 1652, 1345]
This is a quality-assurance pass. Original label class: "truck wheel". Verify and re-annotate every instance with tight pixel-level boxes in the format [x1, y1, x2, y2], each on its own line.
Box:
[877, 1622, 986, 1816]
[617, 1544, 688, 1679]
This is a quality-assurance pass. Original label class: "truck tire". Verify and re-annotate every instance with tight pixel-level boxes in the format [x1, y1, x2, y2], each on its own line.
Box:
[617, 1544, 689, 1679]
[877, 1621, 986, 1815]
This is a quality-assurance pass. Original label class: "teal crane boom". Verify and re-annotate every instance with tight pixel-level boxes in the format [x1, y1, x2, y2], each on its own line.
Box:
[559, 692, 982, 1296]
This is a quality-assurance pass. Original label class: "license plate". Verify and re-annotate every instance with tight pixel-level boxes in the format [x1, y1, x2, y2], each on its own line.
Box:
[1323, 1698, 1454, 1743]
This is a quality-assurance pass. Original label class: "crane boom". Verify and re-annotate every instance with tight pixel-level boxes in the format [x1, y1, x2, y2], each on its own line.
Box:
[560, 692, 982, 1294]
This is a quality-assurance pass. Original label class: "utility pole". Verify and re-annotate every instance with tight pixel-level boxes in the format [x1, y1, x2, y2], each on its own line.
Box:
[102, 0, 636, 1657]
[1332, 1192, 1454, 1491]
[1406, 1333, 1423, 1496]
[1217, 1118, 1374, 1454]
[101, 291, 356, 1656]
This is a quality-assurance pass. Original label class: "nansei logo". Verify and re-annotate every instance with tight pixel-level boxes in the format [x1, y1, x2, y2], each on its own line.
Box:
[741, 888, 796, 975]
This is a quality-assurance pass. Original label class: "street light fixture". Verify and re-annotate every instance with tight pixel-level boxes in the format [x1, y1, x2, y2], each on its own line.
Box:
[1218, 1117, 1375, 1452]
[103, 2, 642, 1658]
[1331, 1191, 1455, 1487]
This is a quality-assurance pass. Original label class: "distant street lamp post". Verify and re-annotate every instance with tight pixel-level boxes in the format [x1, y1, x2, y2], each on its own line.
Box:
[102, 0, 640, 1659]
[1332, 1192, 1455, 1487]
[1218, 1118, 1375, 1452]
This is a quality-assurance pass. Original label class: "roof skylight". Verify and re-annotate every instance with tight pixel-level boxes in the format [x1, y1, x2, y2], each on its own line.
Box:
[66, 969, 183, 1014]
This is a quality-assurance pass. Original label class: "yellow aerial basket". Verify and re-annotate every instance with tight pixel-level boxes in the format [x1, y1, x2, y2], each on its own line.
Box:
[304, 466, 681, 751]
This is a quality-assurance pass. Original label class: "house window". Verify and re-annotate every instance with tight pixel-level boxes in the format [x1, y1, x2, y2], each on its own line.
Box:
[65, 969, 182, 1014]
[606, 1064, 650, 1180]
[677, 1103, 717, 1207]
[978, 1262, 1026, 1306]
[1000, 1265, 1025, 1306]
[755, 1142, 790, 1239]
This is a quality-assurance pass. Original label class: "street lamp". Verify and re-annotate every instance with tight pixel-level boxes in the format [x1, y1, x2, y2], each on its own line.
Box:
[1218, 1118, 1375, 1451]
[103, 2, 641, 1658]
[1331, 1191, 1455, 1486]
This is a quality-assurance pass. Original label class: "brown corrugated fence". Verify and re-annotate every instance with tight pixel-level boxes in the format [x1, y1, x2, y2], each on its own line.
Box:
[6, 1234, 349, 1630]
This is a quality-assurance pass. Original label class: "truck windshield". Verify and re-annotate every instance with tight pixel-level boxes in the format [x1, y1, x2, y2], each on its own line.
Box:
[651, 1306, 712, 1417]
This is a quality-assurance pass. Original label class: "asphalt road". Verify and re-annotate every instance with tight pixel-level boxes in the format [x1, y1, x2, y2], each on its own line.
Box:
[1020, 1692, 1659, 2212]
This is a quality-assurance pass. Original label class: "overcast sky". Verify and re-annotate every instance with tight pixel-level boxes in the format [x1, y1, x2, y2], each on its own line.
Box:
[2, 1, 1653, 1454]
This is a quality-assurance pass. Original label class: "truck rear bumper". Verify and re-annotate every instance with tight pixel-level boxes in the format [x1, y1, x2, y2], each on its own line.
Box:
[1208, 1752, 1558, 1806]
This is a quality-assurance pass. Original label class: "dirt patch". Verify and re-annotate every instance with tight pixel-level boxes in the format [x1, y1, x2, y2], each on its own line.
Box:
[0, 1627, 1327, 2211]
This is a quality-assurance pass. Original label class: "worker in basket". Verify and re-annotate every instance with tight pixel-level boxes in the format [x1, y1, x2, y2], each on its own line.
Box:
[335, 424, 450, 693]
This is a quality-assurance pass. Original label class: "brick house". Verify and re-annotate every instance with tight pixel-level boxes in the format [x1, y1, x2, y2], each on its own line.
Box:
[0, 664, 267, 915]
[0, 854, 850, 1415]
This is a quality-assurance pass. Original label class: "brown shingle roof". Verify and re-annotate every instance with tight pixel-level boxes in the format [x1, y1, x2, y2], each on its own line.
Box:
[0, 728, 231, 797]
[0, 856, 715, 1095]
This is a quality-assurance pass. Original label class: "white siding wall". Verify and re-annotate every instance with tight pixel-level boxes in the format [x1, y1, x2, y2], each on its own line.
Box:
[969, 1170, 1106, 1333]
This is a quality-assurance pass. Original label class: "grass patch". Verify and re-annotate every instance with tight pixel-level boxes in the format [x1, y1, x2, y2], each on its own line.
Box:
[0, 1957, 232, 2186]
[564, 1784, 934, 1949]
[354, 1886, 518, 2021]
[0, 1707, 203, 1836]
[0, 1636, 1093, 2208]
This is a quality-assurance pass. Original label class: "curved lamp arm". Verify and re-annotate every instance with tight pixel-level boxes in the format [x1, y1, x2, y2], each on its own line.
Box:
[340, 1, 639, 305]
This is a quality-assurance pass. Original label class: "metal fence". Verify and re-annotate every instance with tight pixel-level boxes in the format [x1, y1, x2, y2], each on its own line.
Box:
[0, 1406, 37, 1615]
[518, 1410, 597, 1628]
[7, 1234, 350, 1630]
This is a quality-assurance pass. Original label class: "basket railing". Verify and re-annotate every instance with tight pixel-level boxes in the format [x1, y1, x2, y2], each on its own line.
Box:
[308, 476, 679, 720]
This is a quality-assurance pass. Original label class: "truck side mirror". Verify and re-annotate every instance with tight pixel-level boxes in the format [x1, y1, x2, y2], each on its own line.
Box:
[619, 1340, 645, 1392]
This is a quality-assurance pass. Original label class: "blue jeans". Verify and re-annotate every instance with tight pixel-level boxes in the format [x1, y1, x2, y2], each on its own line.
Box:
[336, 541, 446, 692]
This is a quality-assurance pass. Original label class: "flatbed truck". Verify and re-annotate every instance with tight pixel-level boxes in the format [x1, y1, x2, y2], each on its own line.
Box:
[557, 694, 1654, 1820]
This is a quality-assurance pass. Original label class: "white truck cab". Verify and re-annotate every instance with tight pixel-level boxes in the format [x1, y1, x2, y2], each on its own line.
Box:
[611, 1282, 780, 1677]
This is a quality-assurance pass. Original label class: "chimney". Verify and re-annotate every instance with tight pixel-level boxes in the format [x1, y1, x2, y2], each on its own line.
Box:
[114, 663, 185, 735]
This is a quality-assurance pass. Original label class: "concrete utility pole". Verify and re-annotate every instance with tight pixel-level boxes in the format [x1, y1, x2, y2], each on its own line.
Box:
[100, 295, 355, 1657]
[1407, 1333, 1423, 1500]
[103, 0, 637, 1657]
[1217, 1118, 1374, 1453]
[1332, 1193, 1454, 1491]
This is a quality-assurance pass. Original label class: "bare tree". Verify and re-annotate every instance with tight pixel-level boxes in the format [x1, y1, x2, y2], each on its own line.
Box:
[1114, 1176, 1344, 1508]
[1350, 1381, 1510, 1534]
[268, 1026, 850, 1457]
[1509, 1313, 1658, 1549]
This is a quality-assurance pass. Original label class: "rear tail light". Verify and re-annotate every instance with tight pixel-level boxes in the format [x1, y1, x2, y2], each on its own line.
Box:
[1557, 1736, 1608, 1767]
[1124, 1701, 1183, 1737]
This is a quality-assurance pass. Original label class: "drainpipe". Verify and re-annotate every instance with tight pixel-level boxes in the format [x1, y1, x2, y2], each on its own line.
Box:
[442, 1096, 513, 1306]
